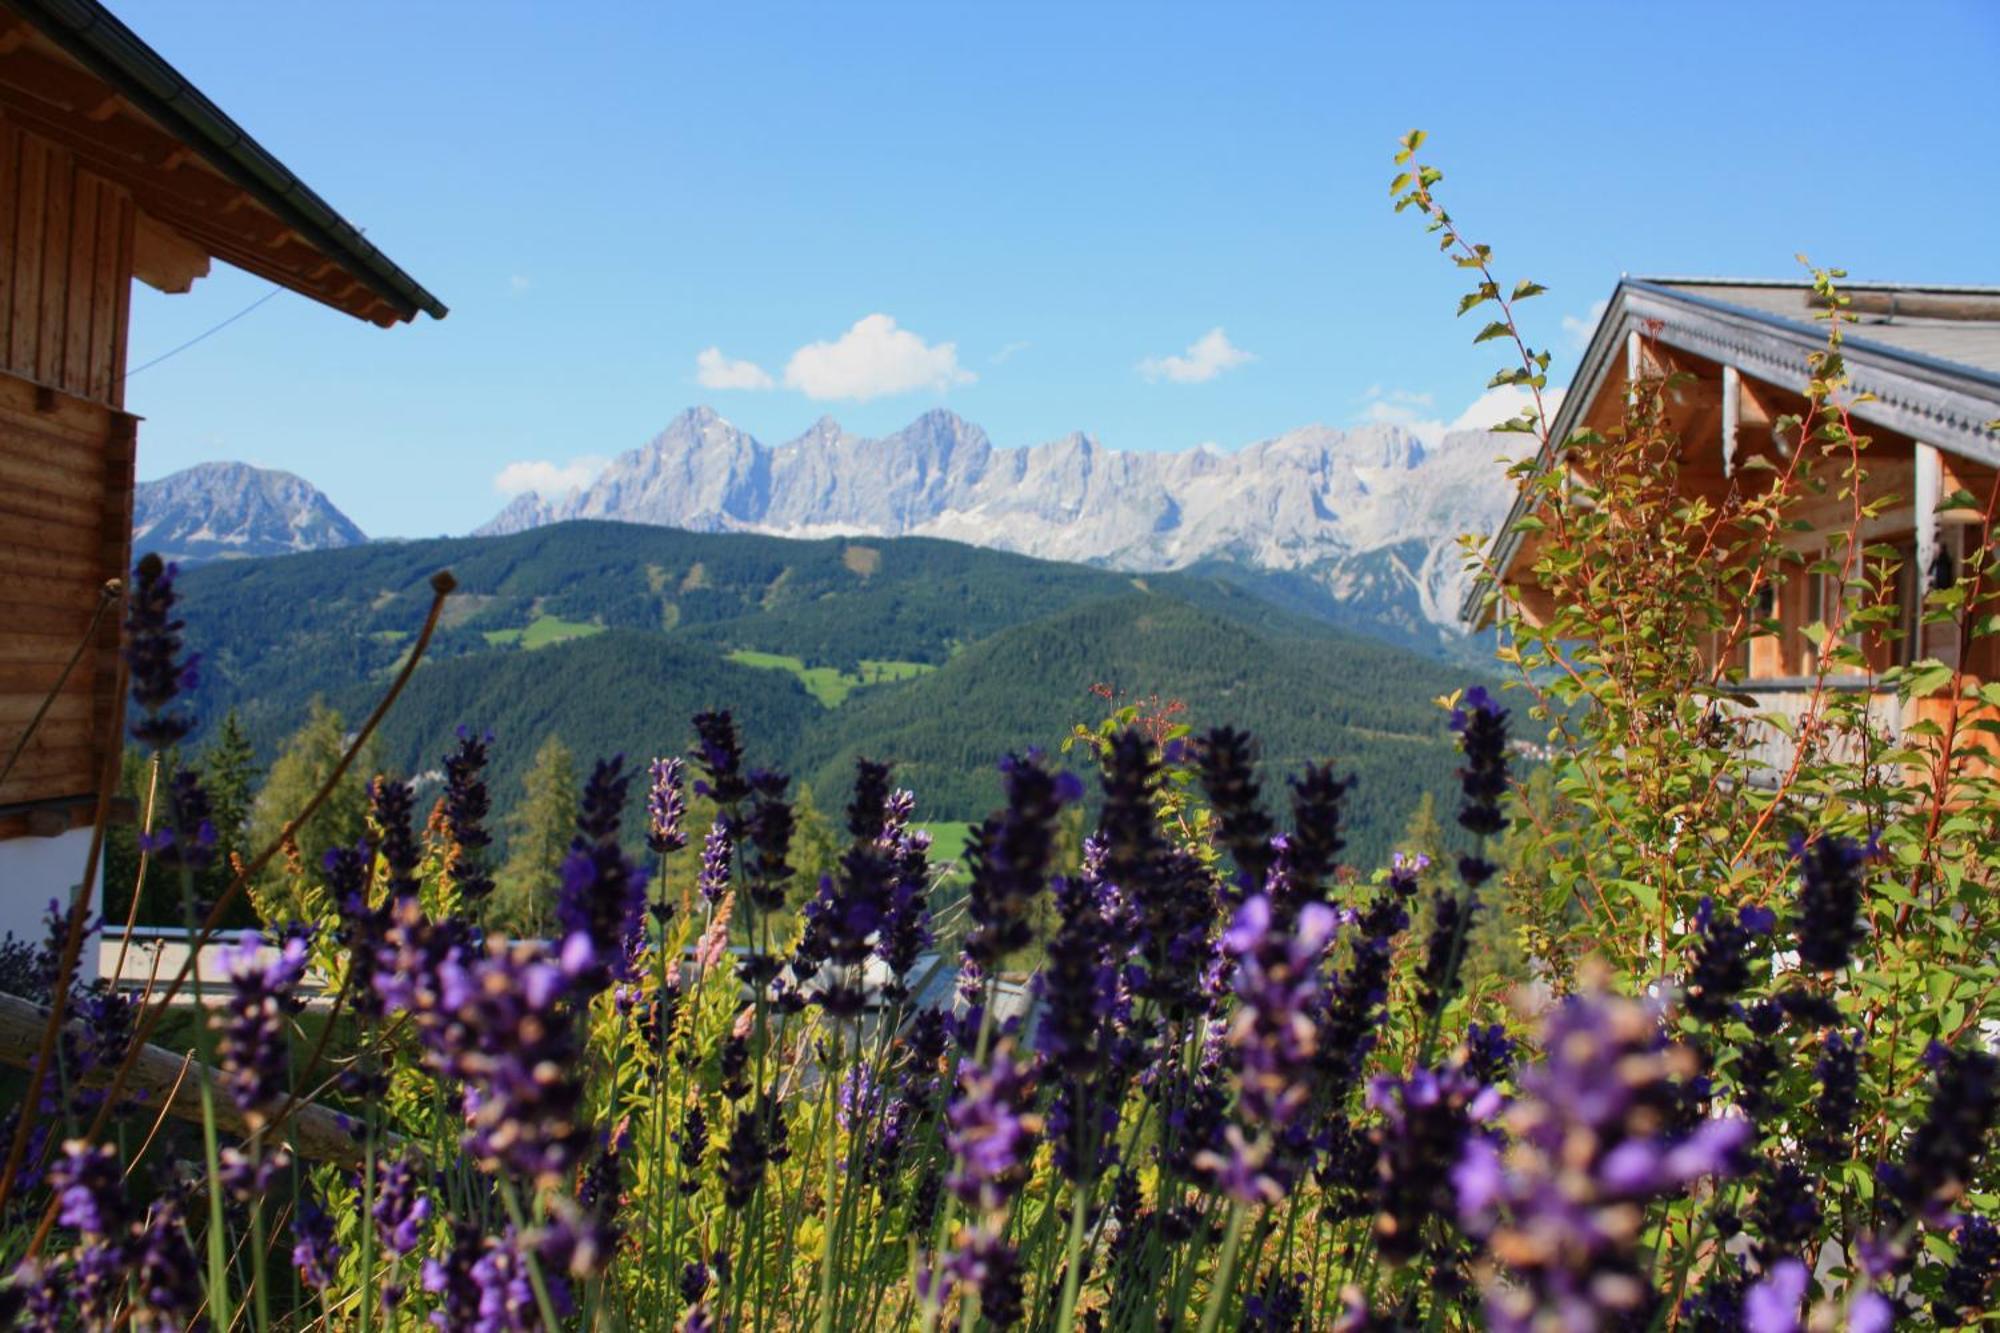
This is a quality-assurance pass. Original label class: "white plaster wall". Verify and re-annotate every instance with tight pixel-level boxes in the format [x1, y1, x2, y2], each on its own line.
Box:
[0, 828, 103, 984]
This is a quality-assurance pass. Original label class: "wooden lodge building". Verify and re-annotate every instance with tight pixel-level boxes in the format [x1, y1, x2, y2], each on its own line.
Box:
[0, 0, 444, 950]
[1469, 277, 2000, 779]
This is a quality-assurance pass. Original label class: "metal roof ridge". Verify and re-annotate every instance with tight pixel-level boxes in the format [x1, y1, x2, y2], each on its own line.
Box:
[1634, 275, 2000, 297]
[1625, 279, 2000, 392]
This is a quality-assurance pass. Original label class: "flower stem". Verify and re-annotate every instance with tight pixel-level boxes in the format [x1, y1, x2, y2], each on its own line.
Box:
[1196, 1202, 1249, 1333]
[1052, 1172, 1093, 1333]
[500, 1178, 565, 1333]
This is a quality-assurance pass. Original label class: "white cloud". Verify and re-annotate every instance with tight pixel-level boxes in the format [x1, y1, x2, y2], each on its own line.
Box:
[695, 346, 776, 391]
[509, 274, 532, 294]
[1138, 327, 1254, 383]
[1448, 384, 1564, 433]
[992, 340, 1031, 364]
[1357, 384, 1564, 447]
[1561, 297, 1609, 350]
[492, 456, 605, 497]
[781, 314, 974, 401]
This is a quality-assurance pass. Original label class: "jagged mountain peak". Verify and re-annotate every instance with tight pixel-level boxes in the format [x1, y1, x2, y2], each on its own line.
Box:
[469, 407, 1518, 647]
[134, 461, 367, 565]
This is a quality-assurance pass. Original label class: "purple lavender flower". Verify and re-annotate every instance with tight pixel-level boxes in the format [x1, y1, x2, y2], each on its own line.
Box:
[1748, 1162, 1822, 1265]
[1203, 895, 1339, 1201]
[1683, 896, 1776, 1022]
[740, 768, 797, 913]
[1808, 1029, 1860, 1161]
[836, 1062, 883, 1133]
[877, 807, 934, 992]
[691, 710, 750, 808]
[1367, 1062, 1502, 1263]
[137, 768, 218, 872]
[1455, 991, 1750, 1331]
[1318, 887, 1407, 1102]
[45, 1140, 128, 1324]
[325, 839, 387, 1012]
[945, 1228, 1025, 1329]
[1743, 1258, 1806, 1333]
[1881, 1042, 2000, 1221]
[1285, 761, 1353, 901]
[50, 1139, 124, 1237]
[372, 775, 423, 900]
[1790, 833, 1872, 973]
[1099, 731, 1215, 1019]
[695, 818, 733, 907]
[814, 759, 900, 1012]
[215, 928, 310, 1129]
[427, 940, 590, 1185]
[646, 755, 688, 856]
[964, 751, 1082, 968]
[293, 1193, 342, 1291]
[718, 1031, 750, 1100]
[444, 727, 497, 901]
[1196, 726, 1277, 892]
[1241, 1269, 1306, 1333]
[555, 756, 650, 996]
[1449, 685, 1510, 840]
[936, 1043, 1038, 1331]
[945, 1043, 1041, 1212]
[469, 1227, 573, 1330]
[128, 1194, 202, 1330]
[373, 1152, 436, 1256]
[1033, 871, 1118, 1076]
[720, 1100, 770, 1209]
[1936, 1215, 2000, 1324]
[1461, 1022, 1516, 1087]
[1732, 999, 1785, 1131]
[421, 1221, 486, 1330]
[124, 553, 198, 749]
[677, 1106, 709, 1194]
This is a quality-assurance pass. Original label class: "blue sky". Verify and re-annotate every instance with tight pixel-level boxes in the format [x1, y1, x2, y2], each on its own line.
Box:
[122, 1, 2000, 538]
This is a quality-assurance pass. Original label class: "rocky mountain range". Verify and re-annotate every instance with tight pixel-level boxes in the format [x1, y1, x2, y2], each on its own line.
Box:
[133, 461, 367, 564]
[479, 407, 1519, 651]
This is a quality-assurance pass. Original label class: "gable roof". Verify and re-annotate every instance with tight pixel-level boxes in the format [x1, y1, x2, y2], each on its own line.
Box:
[1462, 277, 2000, 624]
[0, 0, 445, 326]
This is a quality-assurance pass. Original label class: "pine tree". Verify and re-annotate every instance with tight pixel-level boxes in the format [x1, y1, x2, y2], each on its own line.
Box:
[245, 697, 379, 914]
[790, 783, 842, 895]
[493, 732, 578, 938]
[201, 709, 261, 880]
[1400, 790, 1449, 871]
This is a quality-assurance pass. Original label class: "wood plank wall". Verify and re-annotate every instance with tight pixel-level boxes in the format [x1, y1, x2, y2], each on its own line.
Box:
[1, 112, 134, 408]
[0, 115, 139, 829]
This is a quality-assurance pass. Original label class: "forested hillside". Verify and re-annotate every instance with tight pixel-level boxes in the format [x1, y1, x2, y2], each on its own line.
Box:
[164, 520, 1487, 868]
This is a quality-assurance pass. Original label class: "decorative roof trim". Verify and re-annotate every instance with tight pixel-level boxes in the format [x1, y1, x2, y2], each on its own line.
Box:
[1460, 279, 2000, 624]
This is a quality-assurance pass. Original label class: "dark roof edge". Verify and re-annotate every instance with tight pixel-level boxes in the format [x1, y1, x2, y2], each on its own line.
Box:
[12, 0, 447, 322]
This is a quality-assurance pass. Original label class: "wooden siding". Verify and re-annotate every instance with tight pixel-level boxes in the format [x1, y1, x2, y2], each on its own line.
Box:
[0, 113, 134, 409]
[0, 113, 139, 833]
[0, 371, 134, 828]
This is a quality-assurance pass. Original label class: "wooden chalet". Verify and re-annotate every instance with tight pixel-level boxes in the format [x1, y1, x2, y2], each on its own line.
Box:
[1469, 277, 2000, 778]
[0, 0, 444, 944]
